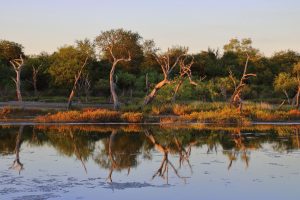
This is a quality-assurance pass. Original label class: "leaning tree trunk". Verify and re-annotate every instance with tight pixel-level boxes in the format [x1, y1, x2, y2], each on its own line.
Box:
[67, 57, 88, 110]
[110, 63, 120, 110]
[144, 78, 169, 105]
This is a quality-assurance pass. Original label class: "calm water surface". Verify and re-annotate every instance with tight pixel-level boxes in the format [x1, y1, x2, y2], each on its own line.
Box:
[0, 124, 299, 200]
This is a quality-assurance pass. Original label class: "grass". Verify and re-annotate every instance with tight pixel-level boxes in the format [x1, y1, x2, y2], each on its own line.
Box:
[2, 100, 300, 124]
[35, 108, 144, 123]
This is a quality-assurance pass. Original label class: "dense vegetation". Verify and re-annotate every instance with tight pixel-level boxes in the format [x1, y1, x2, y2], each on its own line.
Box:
[1, 29, 300, 111]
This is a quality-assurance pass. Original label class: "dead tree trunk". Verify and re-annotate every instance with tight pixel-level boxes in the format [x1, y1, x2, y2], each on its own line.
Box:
[144, 49, 186, 105]
[10, 55, 24, 103]
[67, 57, 88, 109]
[32, 65, 41, 97]
[144, 78, 169, 105]
[172, 56, 199, 102]
[229, 55, 256, 112]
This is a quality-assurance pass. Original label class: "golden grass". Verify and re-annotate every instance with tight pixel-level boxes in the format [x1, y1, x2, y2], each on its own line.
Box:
[181, 107, 250, 125]
[36, 109, 143, 123]
[121, 112, 143, 123]
[36, 109, 120, 122]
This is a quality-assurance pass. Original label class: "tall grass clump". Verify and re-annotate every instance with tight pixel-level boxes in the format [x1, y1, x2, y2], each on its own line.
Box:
[36, 109, 121, 122]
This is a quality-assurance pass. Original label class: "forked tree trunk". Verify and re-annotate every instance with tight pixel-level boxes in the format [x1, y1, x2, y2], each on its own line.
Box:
[10, 56, 24, 104]
[144, 78, 169, 105]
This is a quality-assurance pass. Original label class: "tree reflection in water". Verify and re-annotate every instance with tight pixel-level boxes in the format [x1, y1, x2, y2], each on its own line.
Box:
[1, 125, 300, 183]
[9, 126, 24, 174]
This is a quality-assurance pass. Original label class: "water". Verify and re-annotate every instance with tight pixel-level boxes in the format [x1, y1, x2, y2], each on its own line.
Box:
[0, 124, 300, 200]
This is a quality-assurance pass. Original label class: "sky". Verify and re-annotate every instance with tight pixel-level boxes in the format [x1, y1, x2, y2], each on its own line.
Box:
[0, 0, 299, 56]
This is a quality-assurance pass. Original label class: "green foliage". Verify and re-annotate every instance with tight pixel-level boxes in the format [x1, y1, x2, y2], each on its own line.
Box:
[95, 29, 143, 72]
[0, 40, 24, 62]
[116, 72, 136, 89]
[274, 72, 297, 93]
[48, 39, 94, 87]
[0, 35, 300, 104]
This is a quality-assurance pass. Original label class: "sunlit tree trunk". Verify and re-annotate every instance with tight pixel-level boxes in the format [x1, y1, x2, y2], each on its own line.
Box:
[10, 55, 24, 103]
[110, 62, 120, 110]
[144, 78, 169, 105]
[67, 57, 88, 110]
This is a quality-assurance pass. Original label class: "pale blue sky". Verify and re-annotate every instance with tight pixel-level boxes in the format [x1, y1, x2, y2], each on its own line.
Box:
[0, 0, 299, 56]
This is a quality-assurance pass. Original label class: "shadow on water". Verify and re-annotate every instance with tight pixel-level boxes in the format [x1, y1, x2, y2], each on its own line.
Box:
[1, 124, 300, 198]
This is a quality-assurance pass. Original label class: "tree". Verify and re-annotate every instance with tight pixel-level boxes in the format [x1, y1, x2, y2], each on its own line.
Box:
[223, 38, 260, 78]
[0, 40, 25, 102]
[224, 38, 260, 60]
[229, 54, 256, 111]
[172, 55, 199, 102]
[49, 39, 95, 109]
[143, 40, 188, 105]
[10, 55, 25, 102]
[25, 53, 52, 97]
[0, 40, 24, 62]
[274, 72, 297, 104]
[95, 29, 142, 110]
[67, 39, 94, 109]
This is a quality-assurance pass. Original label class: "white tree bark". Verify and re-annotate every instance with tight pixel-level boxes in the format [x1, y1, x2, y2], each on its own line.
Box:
[10, 55, 24, 104]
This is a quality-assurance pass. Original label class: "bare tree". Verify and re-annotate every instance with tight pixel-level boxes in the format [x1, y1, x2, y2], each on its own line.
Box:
[67, 57, 88, 109]
[10, 55, 24, 103]
[229, 54, 256, 112]
[143, 45, 188, 105]
[172, 56, 201, 102]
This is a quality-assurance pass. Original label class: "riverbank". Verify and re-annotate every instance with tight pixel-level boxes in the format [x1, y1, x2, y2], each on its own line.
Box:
[1, 101, 300, 125]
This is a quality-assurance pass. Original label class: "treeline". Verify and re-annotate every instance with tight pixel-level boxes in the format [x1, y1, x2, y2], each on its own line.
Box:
[0, 29, 300, 109]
